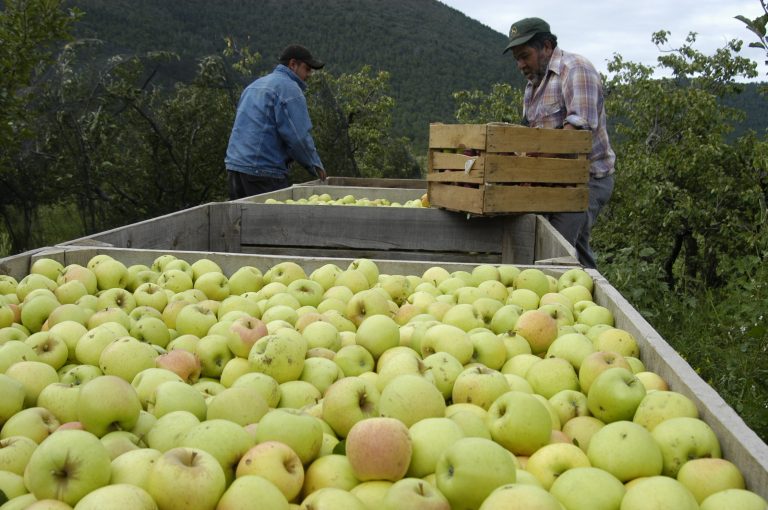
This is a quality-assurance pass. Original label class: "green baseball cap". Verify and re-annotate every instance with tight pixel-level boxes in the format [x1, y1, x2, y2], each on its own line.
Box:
[502, 17, 551, 53]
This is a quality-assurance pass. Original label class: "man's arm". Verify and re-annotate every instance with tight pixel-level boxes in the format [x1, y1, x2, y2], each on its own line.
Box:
[561, 62, 603, 130]
[276, 95, 325, 175]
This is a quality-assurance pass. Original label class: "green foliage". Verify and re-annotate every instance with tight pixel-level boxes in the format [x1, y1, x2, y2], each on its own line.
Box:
[735, 0, 768, 74]
[452, 83, 524, 124]
[307, 66, 421, 179]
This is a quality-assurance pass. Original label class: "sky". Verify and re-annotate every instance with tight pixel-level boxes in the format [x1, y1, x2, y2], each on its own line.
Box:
[440, 0, 767, 81]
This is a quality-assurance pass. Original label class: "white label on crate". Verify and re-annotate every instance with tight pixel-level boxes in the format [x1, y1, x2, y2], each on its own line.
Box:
[464, 158, 476, 174]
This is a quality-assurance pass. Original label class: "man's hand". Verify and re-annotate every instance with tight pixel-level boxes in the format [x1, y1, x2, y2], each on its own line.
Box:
[315, 167, 327, 181]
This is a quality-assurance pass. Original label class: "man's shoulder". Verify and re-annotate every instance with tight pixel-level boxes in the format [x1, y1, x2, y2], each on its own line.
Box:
[557, 47, 599, 73]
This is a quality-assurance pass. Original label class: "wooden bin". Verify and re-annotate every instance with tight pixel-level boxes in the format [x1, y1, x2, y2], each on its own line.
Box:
[427, 123, 592, 215]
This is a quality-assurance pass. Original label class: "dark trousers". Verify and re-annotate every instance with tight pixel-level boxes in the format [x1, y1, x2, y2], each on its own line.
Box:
[227, 171, 291, 200]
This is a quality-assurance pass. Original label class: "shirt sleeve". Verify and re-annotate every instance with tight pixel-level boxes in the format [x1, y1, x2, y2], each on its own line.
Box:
[275, 94, 325, 173]
[561, 63, 602, 130]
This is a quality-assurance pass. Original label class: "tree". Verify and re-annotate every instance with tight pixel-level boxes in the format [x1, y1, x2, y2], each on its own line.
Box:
[0, 0, 80, 253]
[452, 83, 523, 124]
[307, 65, 421, 180]
[736, 0, 768, 78]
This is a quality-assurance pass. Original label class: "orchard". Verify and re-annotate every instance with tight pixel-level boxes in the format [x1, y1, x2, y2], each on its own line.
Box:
[0, 255, 765, 510]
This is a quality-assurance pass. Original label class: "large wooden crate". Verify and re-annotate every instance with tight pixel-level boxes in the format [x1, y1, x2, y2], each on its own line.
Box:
[1, 245, 766, 498]
[53, 185, 579, 265]
[428, 123, 591, 215]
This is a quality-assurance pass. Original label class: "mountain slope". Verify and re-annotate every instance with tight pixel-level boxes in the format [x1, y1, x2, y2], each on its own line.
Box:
[66, 0, 525, 148]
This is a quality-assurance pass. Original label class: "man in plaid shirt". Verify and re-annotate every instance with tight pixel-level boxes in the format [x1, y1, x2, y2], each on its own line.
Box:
[503, 18, 615, 269]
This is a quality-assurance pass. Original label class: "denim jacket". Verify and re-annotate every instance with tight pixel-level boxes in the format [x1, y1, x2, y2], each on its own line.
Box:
[225, 65, 324, 178]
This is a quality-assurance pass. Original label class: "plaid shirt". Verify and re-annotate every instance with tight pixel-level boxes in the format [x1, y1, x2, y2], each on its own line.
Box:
[523, 47, 615, 178]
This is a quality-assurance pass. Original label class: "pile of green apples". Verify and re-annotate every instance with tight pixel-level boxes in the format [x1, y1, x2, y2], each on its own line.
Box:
[263, 192, 429, 208]
[0, 255, 765, 510]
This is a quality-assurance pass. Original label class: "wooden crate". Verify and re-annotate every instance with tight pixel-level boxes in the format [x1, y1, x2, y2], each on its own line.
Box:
[52, 185, 579, 266]
[1, 246, 766, 498]
[427, 123, 591, 215]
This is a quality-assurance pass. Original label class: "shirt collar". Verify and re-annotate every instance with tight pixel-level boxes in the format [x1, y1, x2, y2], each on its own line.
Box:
[275, 64, 307, 91]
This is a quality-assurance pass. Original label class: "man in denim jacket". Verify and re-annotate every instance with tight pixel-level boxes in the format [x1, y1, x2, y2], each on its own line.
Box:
[225, 44, 328, 199]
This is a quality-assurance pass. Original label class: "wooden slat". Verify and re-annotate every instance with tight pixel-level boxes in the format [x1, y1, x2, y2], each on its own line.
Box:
[500, 215, 536, 264]
[429, 123, 487, 149]
[486, 125, 592, 154]
[239, 246, 501, 264]
[428, 182, 485, 215]
[429, 151, 486, 174]
[209, 203, 242, 253]
[483, 185, 588, 213]
[61, 204, 213, 251]
[238, 203, 513, 254]
[427, 171, 485, 185]
[485, 154, 589, 184]
[296, 177, 427, 189]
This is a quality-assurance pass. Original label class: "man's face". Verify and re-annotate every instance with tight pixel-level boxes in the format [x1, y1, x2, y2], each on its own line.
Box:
[289, 59, 313, 82]
[511, 42, 553, 87]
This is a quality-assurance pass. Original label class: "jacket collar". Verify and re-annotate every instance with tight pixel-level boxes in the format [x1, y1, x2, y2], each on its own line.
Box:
[275, 64, 307, 91]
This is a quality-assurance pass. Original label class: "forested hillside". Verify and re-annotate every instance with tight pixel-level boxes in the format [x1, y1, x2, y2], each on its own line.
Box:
[63, 0, 526, 148]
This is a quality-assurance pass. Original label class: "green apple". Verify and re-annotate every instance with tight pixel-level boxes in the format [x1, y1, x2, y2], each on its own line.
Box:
[147, 380, 207, 420]
[548, 389, 589, 427]
[0, 374, 26, 425]
[74, 321, 129, 366]
[486, 391, 551, 456]
[70, 482, 157, 509]
[278, 380, 321, 409]
[500, 353, 541, 378]
[587, 420, 663, 481]
[333, 344, 375, 377]
[264, 261, 307, 286]
[254, 409, 324, 465]
[236, 440, 305, 501]
[59, 363, 102, 386]
[156, 269, 194, 294]
[36, 382, 81, 424]
[227, 265, 264, 295]
[16, 273, 58, 302]
[0, 435, 38, 475]
[587, 366, 646, 423]
[231, 371, 281, 408]
[345, 416, 412, 482]
[301, 453, 359, 496]
[379, 374, 446, 428]
[145, 410, 200, 452]
[47, 321, 88, 364]
[345, 289, 390, 327]
[192, 271, 230, 302]
[676, 457, 746, 504]
[651, 416, 722, 477]
[435, 436, 517, 510]
[577, 350, 632, 394]
[420, 323, 473, 365]
[507, 288, 540, 311]
[217, 474, 290, 510]
[181, 418, 254, 485]
[321, 376, 381, 438]
[100, 429, 143, 460]
[576, 304, 614, 327]
[525, 357, 580, 399]
[0, 406, 60, 443]
[23, 429, 112, 506]
[248, 329, 307, 383]
[545, 332, 595, 370]
[593, 327, 639, 357]
[174, 303, 217, 338]
[206, 386, 269, 426]
[489, 304, 523, 335]
[99, 336, 158, 382]
[633, 389, 699, 431]
[78, 375, 142, 437]
[20, 294, 60, 333]
[5, 359, 59, 407]
[635, 370, 669, 391]
[406, 417, 465, 478]
[133, 282, 168, 311]
[514, 268, 550, 297]
[382, 477, 450, 510]
[549, 466, 625, 510]
[561, 415, 604, 453]
[421, 351, 464, 400]
[86, 306, 131, 330]
[700, 489, 768, 510]
[110, 447, 162, 488]
[131, 367, 184, 407]
[451, 365, 510, 410]
[299, 356, 343, 394]
[557, 267, 594, 293]
[348, 258, 380, 287]
[310, 263, 343, 291]
[194, 333, 233, 378]
[147, 447, 226, 510]
[299, 486, 367, 509]
[525, 442, 590, 489]
[620, 475, 698, 510]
